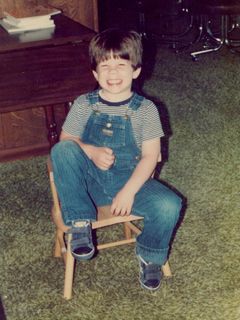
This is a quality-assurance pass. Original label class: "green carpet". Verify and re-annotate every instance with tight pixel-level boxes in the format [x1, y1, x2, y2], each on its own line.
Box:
[1, 46, 240, 320]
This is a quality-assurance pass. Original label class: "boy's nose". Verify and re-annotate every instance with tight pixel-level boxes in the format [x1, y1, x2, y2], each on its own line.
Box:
[109, 67, 117, 73]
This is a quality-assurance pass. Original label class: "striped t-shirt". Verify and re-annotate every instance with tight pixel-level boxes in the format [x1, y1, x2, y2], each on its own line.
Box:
[62, 91, 164, 148]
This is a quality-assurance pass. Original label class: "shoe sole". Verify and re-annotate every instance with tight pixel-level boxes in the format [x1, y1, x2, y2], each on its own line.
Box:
[72, 248, 95, 261]
[139, 279, 161, 291]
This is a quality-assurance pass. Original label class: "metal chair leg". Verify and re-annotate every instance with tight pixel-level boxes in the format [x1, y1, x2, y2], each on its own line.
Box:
[190, 15, 223, 60]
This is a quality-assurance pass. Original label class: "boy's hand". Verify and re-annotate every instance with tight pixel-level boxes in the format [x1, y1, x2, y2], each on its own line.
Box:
[90, 146, 115, 170]
[111, 188, 135, 216]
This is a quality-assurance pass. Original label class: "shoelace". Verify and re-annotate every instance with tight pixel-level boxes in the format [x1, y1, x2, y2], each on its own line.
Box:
[142, 263, 160, 281]
[70, 224, 91, 246]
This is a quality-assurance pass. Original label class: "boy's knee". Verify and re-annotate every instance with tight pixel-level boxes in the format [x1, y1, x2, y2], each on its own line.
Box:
[166, 192, 182, 213]
[162, 193, 182, 225]
[152, 192, 182, 227]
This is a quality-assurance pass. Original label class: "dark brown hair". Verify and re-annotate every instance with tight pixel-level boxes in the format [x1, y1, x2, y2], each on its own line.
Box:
[89, 29, 143, 71]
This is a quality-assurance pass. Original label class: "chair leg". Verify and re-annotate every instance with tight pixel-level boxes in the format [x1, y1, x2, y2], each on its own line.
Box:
[123, 222, 132, 240]
[162, 261, 172, 277]
[190, 15, 224, 60]
[63, 234, 75, 300]
[54, 230, 62, 258]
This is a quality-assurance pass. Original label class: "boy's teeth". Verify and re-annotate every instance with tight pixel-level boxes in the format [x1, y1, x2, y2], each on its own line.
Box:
[108, 80, 121, 85]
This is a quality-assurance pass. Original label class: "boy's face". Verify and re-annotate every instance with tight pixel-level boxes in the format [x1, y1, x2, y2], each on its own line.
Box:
[92, 53, 141, 102]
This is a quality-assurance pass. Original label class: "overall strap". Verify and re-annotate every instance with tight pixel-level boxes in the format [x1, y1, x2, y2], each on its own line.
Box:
[129, 93, 144, 111]
[87, 90, 99, 106]
[125, 93, 144, 117]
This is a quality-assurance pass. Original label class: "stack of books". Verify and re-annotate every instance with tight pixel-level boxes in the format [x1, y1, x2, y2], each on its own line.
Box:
[0, 5, 61, 34]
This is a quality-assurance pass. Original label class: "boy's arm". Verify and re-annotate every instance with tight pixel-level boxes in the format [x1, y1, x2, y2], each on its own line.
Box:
[60, 131, 115, 170]
[111, 137, 160, 216]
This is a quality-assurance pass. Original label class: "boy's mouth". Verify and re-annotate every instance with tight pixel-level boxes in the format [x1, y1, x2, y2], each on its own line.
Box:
[107, 80, 122, 86]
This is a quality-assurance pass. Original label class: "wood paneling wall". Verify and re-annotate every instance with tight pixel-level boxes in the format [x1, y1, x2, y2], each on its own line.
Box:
[0, 0, 98, 161]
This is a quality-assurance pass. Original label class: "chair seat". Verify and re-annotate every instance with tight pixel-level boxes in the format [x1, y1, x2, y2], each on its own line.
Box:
[51, 202, 143, 233]
[95, 206, 143, 227]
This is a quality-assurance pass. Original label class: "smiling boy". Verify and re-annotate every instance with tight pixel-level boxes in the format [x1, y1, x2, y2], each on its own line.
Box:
[51, 28, 182, 291]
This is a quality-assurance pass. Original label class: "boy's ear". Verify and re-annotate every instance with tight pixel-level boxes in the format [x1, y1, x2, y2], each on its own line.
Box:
[133, 67, 141, 79]
[92, 70, 98, 81]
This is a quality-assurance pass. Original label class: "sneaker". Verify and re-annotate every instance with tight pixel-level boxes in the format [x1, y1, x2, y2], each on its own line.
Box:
[68, 220, 95, 261]
[138, 255, 162, 291]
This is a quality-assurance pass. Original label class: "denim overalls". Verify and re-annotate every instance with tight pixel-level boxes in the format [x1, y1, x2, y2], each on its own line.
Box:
[82, 90, 143, 198]
[51, 90, 182, 265]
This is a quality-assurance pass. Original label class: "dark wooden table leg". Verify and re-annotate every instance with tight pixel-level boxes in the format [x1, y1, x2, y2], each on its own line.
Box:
[44, 105, 58, 147]
[64, 101, 72, 116]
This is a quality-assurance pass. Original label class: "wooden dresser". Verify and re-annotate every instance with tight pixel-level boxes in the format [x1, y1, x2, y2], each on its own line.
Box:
[0, 14, 96, 161]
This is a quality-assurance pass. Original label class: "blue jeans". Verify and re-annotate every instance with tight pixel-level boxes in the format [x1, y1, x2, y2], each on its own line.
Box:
[51, 140, 182, 265]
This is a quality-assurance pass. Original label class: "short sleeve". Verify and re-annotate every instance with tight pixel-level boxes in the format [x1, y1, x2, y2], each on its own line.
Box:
[142, 101, 164, 142]
[62, 95, 91, 138]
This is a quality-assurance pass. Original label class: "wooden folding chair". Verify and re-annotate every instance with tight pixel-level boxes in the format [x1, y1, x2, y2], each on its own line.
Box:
[47, 159, 172, 299]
